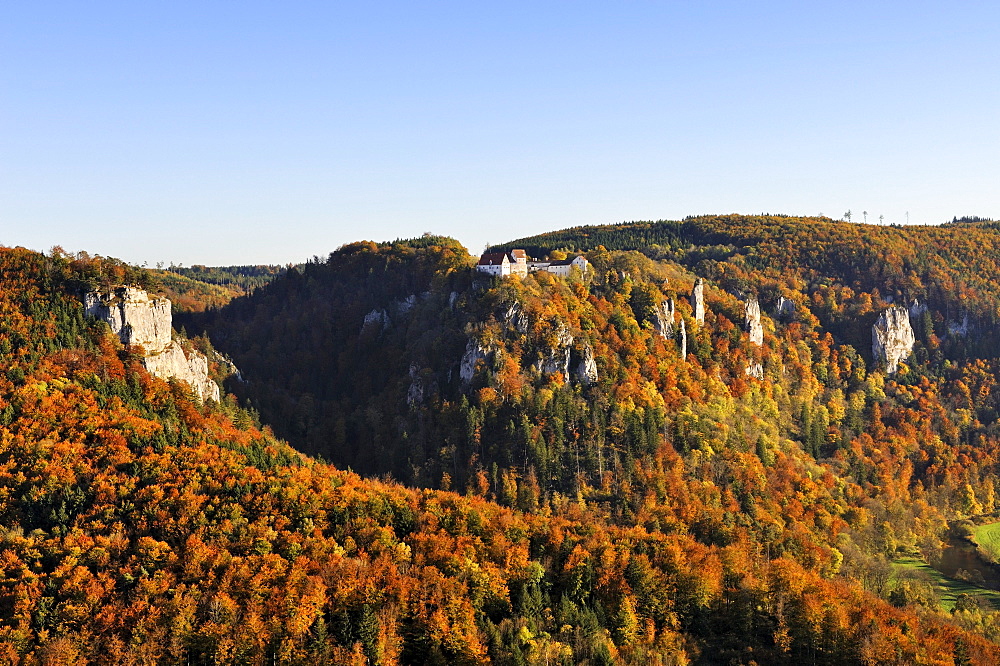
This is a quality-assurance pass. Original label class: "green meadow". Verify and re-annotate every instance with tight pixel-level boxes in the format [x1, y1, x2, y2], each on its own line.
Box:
[892, 556, 1000, 612]
[971, 521, 1000, 563]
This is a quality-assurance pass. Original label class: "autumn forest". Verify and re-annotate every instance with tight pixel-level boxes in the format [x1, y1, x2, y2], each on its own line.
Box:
[6, 215, 1000, 664]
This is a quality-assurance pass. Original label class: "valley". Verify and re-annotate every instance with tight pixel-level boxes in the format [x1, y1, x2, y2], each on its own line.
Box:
[5, 215, 1000, 663]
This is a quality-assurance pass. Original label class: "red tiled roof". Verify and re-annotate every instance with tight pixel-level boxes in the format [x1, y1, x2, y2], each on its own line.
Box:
[478, 252, 509, 266]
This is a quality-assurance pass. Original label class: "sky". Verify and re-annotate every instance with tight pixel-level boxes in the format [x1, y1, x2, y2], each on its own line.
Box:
[3, 2, 999, 266]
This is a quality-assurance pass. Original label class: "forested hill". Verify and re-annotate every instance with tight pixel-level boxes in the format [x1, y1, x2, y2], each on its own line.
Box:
[497, 214, 1000, 310]
[9, 217, 1000, 662]
[177, 216, 1000, 659]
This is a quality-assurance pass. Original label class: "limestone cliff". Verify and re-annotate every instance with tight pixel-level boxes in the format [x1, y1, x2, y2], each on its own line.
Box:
[534, 324, 573, 377]
[744, 298, 764, 346]
[679, 318, 687, 359]
[143, 342, 221, 402]
[461, 303, 601, 388]
[460, 339, 492, 385]
[86, 287, 221, 401]
[84, 287, 172, 351]
[573, 344, 599, 386]
[872, 307, 915, 375]
[654, 299, 675, 339]
[407, 363, 437, 408]
[500, 301, 530, 334]
[774, 296, 795, 321]
[362, 308, 390, 334]
[691, 279, 705, 323]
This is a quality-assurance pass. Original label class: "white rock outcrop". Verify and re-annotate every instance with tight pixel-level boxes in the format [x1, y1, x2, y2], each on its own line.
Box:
[407, 363, 436, 408]
[691, 279, 705, 323]
[574, 344, 599, 386]
[142, 342, 220, 402]
[86, 287, 220, 401]
[460, 339, 492, 385]
[84, 287, 172, 351]
[655, 299, 675, 339]
[744, 298, 764, 346]
[500, 301, 530, 334]
[535, 324, 573, 377]
[679, 318, 687, 359]
[774, 296, 795, 320]
[395, 294, 418, 314]
[872, 307, 915, 375]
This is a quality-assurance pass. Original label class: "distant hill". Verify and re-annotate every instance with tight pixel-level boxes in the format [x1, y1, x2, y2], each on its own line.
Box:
[166, 264, 290, 291]
[152, 264, 290, 312]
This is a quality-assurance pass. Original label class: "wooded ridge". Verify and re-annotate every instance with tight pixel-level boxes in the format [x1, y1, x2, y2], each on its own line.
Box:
[5, 215, 1000, 663]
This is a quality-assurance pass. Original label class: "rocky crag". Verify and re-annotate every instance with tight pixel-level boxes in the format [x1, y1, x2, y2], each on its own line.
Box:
[575, 343, 599, 386]
[774, 296, 796, 320]
[460, 339, 493, 385]
[679, 318, 687, 359]
[85, 287, 221, 401]
[654, 299, 676, 339]
[744, 297, 764, 346]
[461, 302, 599, 388]
[534, 323, 574, 377]
[691, 278, 705, 323]
[872, 306, 915, 375]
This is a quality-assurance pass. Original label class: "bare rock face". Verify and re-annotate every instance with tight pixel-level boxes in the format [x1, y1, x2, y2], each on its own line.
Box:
[679, 318, 687, 359]
[774, 296, 795, 320]
[573, 344, 599, 386]
[86, 287, 221, 401]
[744, 298, 764, 346]
[872, 307, 915, 374]
[143, 342, 221, 402]
[500, 301, 530, 334]
[691, 279, 705, 323]
[407, 363, 437, 408]
[535, 324, 573, 377]
[84, 287, 172, 351]
[361, 309, 390, 334]
[745, 363, 764, 380]
[949, 314, 971, 338]
[909, 299, 928, 318]
[407, 364, 424, 407]
[460, 339, 492, 385]
[655, 299, 675, 339]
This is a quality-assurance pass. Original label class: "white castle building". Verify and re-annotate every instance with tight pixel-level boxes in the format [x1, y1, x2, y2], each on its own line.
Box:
[475, 250, 588, 278]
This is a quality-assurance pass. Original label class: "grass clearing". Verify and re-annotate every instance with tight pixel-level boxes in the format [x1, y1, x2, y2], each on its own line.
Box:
[892, 556, 1000, 612]
[972, 521, 1000, 562]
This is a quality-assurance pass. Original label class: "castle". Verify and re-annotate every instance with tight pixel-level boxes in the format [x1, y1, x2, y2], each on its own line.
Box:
[476, 249, 589, 277]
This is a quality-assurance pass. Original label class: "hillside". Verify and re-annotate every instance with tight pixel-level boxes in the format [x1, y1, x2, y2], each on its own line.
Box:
[4, 229, 1000, 663]
[177, 217, 1000, 659]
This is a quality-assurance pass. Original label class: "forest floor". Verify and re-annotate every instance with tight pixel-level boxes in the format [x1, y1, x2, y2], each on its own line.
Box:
[892, 556, 1000, 611]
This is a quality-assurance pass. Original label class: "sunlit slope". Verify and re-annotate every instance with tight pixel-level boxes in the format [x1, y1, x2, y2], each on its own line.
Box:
[5, 241, 1000, 662]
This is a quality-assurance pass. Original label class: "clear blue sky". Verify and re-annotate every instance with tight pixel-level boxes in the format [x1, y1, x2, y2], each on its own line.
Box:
[3, 2, 998, 266]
